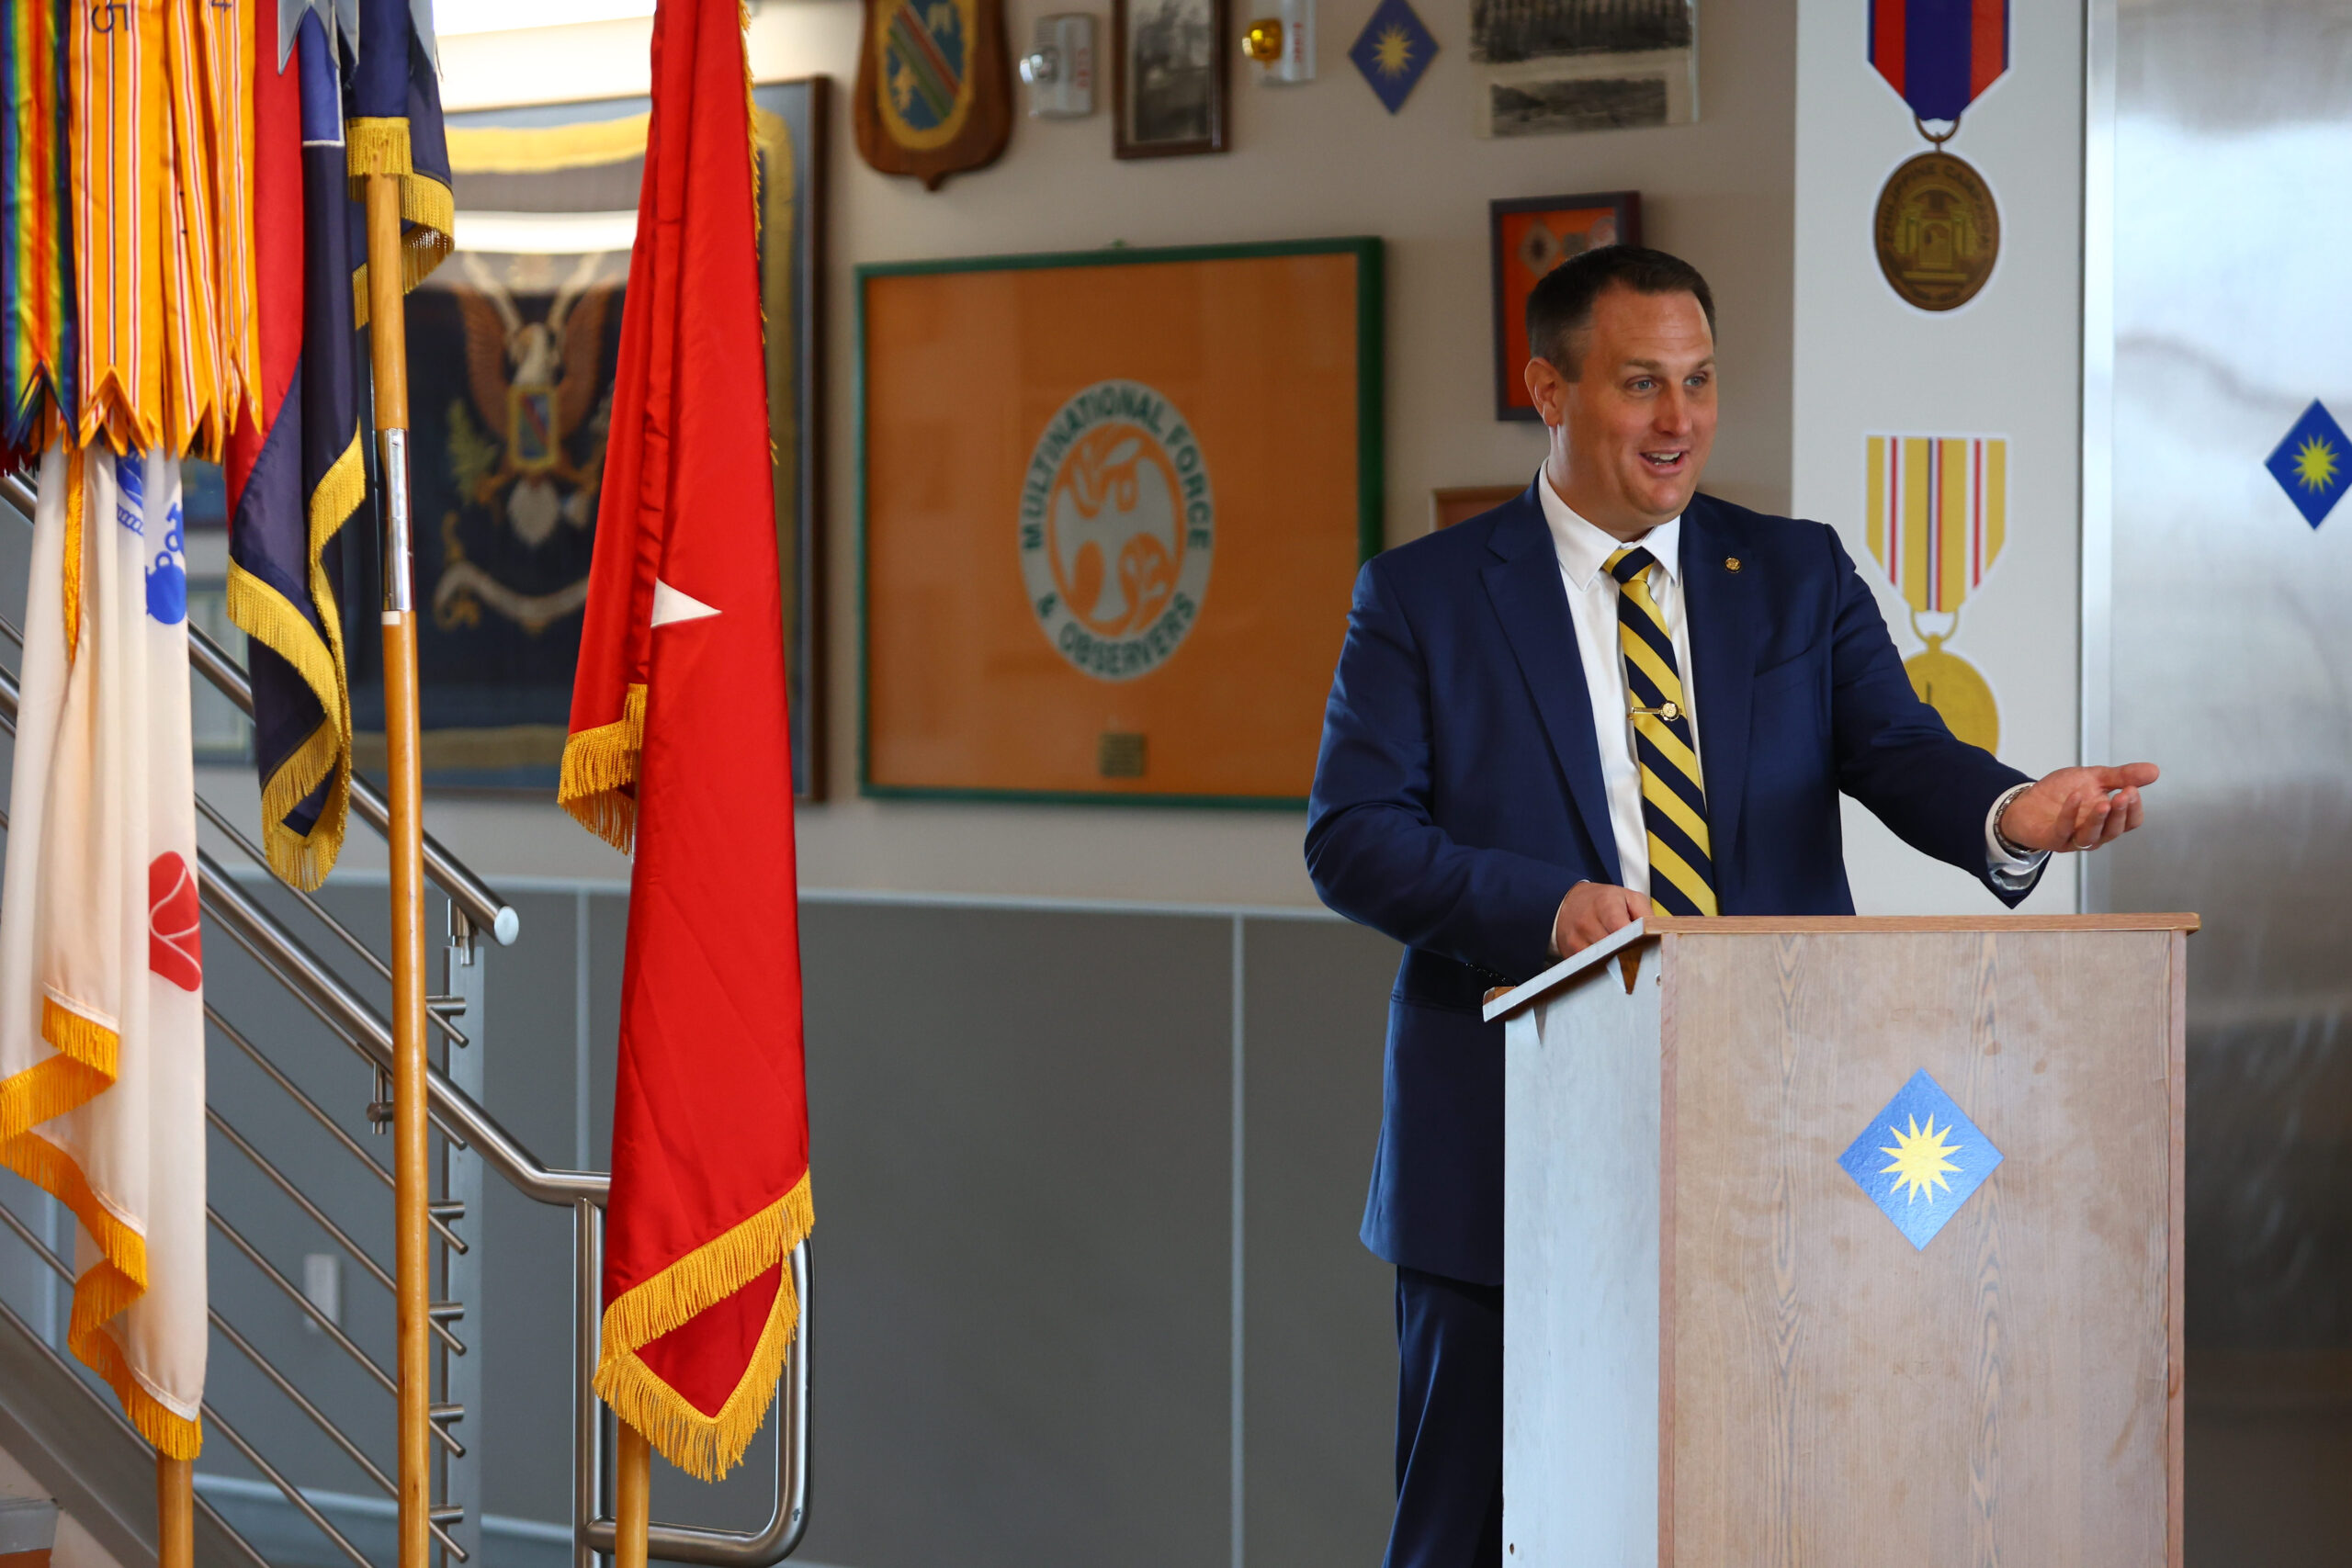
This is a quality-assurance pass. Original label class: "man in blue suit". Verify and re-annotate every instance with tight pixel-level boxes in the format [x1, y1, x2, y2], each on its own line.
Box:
[1305, 246, 2157, 1567]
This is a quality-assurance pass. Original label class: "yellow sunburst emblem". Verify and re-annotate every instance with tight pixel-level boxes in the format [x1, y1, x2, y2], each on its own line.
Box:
[1374, 24, 1414, 76]
[2292, 435, 2340, 493]
[1879, 1113, 1962, 1204]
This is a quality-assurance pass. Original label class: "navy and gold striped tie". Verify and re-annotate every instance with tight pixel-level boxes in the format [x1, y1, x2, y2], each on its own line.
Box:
[1605, 546, 1719, 918]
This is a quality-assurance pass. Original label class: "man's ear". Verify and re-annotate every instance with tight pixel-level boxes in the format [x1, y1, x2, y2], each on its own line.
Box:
[1522, 355, 1569, 427]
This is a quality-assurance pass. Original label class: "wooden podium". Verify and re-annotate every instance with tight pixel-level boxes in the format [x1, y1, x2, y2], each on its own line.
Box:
[1484, 915, 2197, 1567]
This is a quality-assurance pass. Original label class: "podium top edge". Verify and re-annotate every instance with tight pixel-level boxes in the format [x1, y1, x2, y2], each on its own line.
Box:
[1643, 913, 2200, 934]
[1479, 912, 2200, 1021]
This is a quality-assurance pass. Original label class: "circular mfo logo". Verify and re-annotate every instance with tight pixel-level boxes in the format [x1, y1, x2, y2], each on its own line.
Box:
[1019, 380, 1213, 682]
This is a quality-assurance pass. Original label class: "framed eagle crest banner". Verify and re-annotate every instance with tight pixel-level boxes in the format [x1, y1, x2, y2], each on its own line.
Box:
[346, 77, 830, 797]
[857, 238, 1383, 804]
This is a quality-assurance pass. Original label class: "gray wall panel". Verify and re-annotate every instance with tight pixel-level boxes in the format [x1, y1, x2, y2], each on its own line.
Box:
[474, 890, 589, 1527]
[587, 892, 628, 1173]
[792, 904, 1232, 1568]
[1242, 919, 1397, 1568]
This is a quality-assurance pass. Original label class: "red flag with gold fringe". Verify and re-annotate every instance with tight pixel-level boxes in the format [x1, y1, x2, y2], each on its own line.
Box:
[558, 0, 811, 1479]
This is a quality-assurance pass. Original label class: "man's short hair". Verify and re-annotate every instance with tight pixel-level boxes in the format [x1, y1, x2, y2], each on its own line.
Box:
[1525, 245, 1717, 378]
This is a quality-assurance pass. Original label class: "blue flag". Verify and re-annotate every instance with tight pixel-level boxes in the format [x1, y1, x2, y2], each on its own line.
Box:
[347, 0, 455, 317]
[225, 10, 368, 888]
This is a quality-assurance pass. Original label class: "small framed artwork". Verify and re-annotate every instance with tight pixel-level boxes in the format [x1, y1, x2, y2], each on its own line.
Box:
[1431, 483, 1527, 531]
[1113, 0, 1229, 158]
[1490, 190, 1642, 422]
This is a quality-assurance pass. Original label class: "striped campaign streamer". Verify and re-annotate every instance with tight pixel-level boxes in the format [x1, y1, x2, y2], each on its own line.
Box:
[1864, 434, 2007, 615]
[73, 0, 168, 454]
[1606, 545, 1719, 919]
[2, 0, 79, 452]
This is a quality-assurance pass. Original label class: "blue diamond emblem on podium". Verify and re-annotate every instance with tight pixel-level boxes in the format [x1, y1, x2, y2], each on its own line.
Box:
[1838, 1071, 2003, 1250]
[2265, 399, 2348, 529]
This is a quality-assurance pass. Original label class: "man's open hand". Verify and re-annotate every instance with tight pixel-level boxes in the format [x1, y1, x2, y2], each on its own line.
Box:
[1998, 762, 2160, 853]
[1552, 881, 1652, 959]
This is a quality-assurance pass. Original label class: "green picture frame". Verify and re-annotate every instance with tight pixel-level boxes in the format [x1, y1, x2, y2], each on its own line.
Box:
[855, 236, 1384, 807]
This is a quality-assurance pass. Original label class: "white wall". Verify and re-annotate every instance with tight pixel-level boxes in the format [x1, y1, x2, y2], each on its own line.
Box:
[1791, 0, 2085, 914]
[206, 0, 1800, 908]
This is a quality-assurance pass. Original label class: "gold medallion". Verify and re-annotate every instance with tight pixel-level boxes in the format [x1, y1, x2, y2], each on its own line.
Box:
[1873, 151, 2000, 312]
[1904, 633, 1998, 752]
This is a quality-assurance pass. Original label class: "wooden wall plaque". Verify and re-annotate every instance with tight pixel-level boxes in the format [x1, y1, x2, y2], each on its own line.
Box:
[852, 0, 1013, 189]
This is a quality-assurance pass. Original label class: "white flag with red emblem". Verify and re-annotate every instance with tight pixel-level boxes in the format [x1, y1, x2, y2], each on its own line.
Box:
[0, 443, 208, 1458]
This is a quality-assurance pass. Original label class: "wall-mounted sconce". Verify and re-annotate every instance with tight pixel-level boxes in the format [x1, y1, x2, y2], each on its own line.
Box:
[1019, 14, 1096, 118]
[1241, 0, 1313, 83]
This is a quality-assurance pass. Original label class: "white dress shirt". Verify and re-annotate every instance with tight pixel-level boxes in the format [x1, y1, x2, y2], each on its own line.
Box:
[1536, 476, 1692, 898]
[1533, 472, 2045, 900]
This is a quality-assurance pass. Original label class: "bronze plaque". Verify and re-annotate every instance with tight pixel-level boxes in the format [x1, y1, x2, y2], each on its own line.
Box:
[1873, 152, 2000, 311]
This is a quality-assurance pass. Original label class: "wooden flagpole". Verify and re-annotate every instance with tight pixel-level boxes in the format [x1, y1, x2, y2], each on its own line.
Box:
[616, 1421, 652, 1568]
[361, 171, 432, 1568]
[157, 1457, 192, 1568]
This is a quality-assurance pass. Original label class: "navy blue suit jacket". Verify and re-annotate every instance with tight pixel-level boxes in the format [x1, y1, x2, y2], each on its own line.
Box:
[1305, 486, 2039, 1285]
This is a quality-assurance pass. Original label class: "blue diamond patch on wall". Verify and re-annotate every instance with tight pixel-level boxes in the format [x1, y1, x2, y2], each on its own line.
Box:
[2266, 399, 2348, 529]
[1349, 0, 1438, 115]
[1838, 1070, 2003, 1251]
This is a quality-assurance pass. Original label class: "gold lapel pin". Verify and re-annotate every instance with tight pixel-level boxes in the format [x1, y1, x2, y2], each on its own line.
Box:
[1724, 556, 1743, 572]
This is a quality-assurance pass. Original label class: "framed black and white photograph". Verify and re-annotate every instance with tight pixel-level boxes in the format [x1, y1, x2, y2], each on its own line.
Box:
[1113, 0, 1229, 159]
[1468, 0, 1698, 138]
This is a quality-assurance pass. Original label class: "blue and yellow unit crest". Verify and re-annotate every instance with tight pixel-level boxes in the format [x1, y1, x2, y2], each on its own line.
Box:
[878, 0, 976, 149]
[1838, 1071, 2004, 1250]
[1348, 0, 1438, 115]
[1865, 432, 2006, 751]
[2266, 398, 2346, 530]
[854, 0, 1012, 188]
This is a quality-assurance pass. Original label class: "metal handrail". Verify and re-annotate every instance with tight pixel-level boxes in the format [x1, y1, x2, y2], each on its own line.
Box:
[0, 471, 808, 1567]
[206, 1106, 463, 1355]
[207, 1006, 467, 1255]
[206, 1204, 454, 1429]
[192, 790, 471, 1049]
[572, 1205, 811, 1568]
[0, 1287, 275, 1568]
[198, 850, 481, 1153]
[0, 468, 520, 948]
[196, 789, 396, 984]
[0, 1205, 349, 1568]
[204, 1398, 377, 1568]
[208, 1310, 469, 1560]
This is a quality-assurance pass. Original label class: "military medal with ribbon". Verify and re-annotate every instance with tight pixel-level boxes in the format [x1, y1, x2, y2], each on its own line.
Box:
[1869, 0, 2007, 311]
[1864, 434, 2007, 750]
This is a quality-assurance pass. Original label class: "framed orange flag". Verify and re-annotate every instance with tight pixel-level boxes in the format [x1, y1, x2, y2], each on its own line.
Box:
[858, 238, 1382, 804]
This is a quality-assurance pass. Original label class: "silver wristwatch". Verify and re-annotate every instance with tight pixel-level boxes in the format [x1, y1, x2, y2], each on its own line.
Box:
[1991, 783, 2035, 860]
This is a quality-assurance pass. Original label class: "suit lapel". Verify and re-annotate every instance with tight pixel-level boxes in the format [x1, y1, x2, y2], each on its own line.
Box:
[1480, 491, 1622, 886]
[1681, 497, 1762, 907]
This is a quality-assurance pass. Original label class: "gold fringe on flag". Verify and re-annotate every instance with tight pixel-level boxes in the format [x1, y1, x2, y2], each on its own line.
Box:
[221, 430, 363, 888]
[0, 995, 200, 1458]
[592, 1173, 813, 1483]
[343, 116, 413, 179]
[0, 998, 119, 1140]
[558, 682, 647, 852]
[346, 118, 455, 326]
[58, 453, 83, 670]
